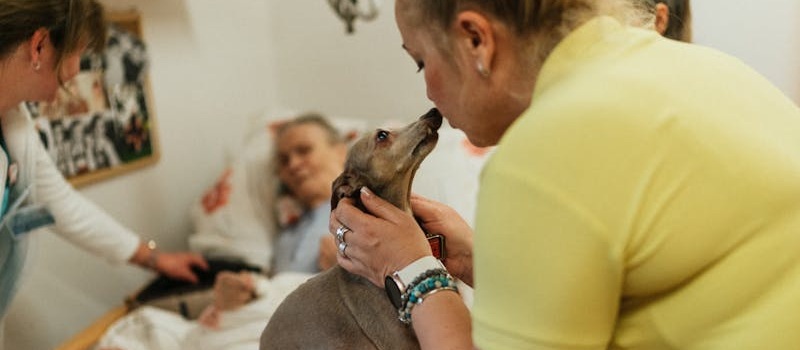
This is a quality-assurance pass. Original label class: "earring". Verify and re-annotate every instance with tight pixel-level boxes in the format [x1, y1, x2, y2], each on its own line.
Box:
[476, 61, 490, 78]
[33, 61, 41, 71]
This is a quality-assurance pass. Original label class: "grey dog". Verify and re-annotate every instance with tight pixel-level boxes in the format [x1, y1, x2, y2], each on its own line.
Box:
[260, 108, 443, 349]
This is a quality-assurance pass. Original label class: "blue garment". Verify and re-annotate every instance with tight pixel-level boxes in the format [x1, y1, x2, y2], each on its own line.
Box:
[0, 127, 10, 216]
[271, 203, 331, 274]
[0, 126, 55, 319]
[0, 188, 54, 318]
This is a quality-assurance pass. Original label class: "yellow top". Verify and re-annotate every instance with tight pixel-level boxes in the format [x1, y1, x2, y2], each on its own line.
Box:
[473, 16, 800, 350]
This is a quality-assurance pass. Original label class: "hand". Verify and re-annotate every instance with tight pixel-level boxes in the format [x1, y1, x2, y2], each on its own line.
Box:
[155, 251, 209, 284]
[330, 187, 431, 287]
[318, 234, 338, 271]
[411, 194, 475, 286]
[213, 271, 255, 311]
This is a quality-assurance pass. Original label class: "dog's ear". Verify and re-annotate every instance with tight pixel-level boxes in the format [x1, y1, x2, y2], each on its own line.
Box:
[331, 172, 367, 211]
[331, 172, 355, 210]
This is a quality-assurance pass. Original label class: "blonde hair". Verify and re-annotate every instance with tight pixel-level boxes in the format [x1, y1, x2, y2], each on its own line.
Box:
[274, 112, 344, 146]
[398, 0, 642, 68]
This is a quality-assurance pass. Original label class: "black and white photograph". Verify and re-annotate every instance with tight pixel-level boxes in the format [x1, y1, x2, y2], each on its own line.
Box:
[28, 19, 157, 186]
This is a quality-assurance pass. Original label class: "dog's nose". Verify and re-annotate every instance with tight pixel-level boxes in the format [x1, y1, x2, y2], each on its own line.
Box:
[420, 108, 443, 130]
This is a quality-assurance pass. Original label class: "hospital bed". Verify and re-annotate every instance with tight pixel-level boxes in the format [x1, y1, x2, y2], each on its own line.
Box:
[55, 115, 489, 349]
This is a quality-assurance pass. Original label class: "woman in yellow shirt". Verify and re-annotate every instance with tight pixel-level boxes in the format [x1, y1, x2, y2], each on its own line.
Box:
[329, 0, 800, 349]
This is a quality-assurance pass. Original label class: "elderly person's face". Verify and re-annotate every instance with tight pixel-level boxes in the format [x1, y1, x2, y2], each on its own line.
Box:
[276, 123, 347, 208]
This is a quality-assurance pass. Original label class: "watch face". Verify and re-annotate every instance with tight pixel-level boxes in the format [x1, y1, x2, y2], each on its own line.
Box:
[384, 276, 404, 309]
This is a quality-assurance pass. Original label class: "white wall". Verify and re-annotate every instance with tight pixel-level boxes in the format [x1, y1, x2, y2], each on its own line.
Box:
[4, 0, 281, 348]
[267, 1, 430, 120]
[4, 0, 798, 348]
[692, 0, 800, 105]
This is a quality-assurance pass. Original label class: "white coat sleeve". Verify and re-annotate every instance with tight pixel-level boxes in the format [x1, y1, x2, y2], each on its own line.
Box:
[32, 127, 140, 264]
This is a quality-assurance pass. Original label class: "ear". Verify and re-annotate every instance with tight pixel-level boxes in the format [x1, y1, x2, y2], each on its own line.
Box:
[331, 172, 356, 210]
[28, 28, 49, 68]
[331, 171, 369, 211]
[453, 11, 496, 77]
[654, 3, 670, 36]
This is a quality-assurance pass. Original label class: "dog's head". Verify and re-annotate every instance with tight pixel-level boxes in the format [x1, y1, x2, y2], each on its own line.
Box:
[331, 108, 443, 213]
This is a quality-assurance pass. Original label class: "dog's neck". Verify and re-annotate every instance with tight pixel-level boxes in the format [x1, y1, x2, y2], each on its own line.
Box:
[351, 183, 407, 215]
[373, 167, 417, 215]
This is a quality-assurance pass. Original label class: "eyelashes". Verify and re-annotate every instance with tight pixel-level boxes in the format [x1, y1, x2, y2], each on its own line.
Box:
[416, 60, 425, 73]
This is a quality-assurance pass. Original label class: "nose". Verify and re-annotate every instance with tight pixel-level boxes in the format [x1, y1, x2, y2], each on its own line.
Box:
[286, 155, 302, 171]
[419, 108, 443, 129]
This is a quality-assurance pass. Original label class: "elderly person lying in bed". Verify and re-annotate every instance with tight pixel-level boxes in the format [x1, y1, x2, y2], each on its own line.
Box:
[95, 113, 348, 350]
[195, 113, 347, 327]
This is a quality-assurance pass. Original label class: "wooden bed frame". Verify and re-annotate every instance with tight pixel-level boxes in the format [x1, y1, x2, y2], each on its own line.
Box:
[55, 305, 130, 350]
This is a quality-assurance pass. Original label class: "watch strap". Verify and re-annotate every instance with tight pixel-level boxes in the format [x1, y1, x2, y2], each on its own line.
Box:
[394, 256, 445, 288]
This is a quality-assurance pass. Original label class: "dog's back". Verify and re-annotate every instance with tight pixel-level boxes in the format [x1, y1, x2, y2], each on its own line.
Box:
[260, 266, 419, 350]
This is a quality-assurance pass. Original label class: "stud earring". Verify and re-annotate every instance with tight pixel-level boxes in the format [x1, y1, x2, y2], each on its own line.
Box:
[33, 61, 41, 71]
[476, 61, 490, 78]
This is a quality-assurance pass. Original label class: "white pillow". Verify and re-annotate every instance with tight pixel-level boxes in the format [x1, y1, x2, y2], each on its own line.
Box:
[187, 113, 367, 271]
[187, 121, 278, 270]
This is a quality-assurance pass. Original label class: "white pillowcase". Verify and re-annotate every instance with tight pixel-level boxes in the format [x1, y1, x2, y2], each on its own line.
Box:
[187, 113, 490, 271]
[187, 113, 368, 271]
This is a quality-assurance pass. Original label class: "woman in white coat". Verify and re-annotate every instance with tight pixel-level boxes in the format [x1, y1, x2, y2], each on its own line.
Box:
[0, 0, 208, 321]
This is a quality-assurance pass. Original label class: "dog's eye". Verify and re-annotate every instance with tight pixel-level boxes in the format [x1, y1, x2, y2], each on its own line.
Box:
[376, 130, 389, 142]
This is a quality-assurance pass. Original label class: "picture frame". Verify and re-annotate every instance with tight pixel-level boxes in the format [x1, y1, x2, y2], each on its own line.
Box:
[27, 10, 160, 188]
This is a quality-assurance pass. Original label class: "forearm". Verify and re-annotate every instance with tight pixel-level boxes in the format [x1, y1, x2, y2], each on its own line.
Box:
[411, 290, 473, 350]
[128, 239, 158, 270]
[34, 133, 140, 263]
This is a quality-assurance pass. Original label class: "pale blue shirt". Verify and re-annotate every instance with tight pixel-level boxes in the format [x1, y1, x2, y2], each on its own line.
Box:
[272, 202, 331, 274]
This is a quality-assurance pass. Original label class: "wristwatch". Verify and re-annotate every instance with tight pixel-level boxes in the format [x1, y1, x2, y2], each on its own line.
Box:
[384, 256, 446, 309]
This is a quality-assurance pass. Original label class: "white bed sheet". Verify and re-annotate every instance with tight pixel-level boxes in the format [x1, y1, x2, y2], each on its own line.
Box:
[95, 272, 313, 350]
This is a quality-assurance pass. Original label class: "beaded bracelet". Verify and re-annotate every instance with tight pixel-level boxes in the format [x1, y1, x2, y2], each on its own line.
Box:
[407, 268, 448, 291]
[398, 272, 458, 324]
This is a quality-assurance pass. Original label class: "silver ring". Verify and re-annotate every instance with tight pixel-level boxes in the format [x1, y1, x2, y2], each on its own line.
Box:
[335, 225, 350, 244]
[337, 241, 348, 257]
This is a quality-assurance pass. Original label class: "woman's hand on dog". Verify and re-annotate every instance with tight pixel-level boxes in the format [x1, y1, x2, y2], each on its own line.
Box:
[331, 187, 432, 287]
[411, 194, 475, 287]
